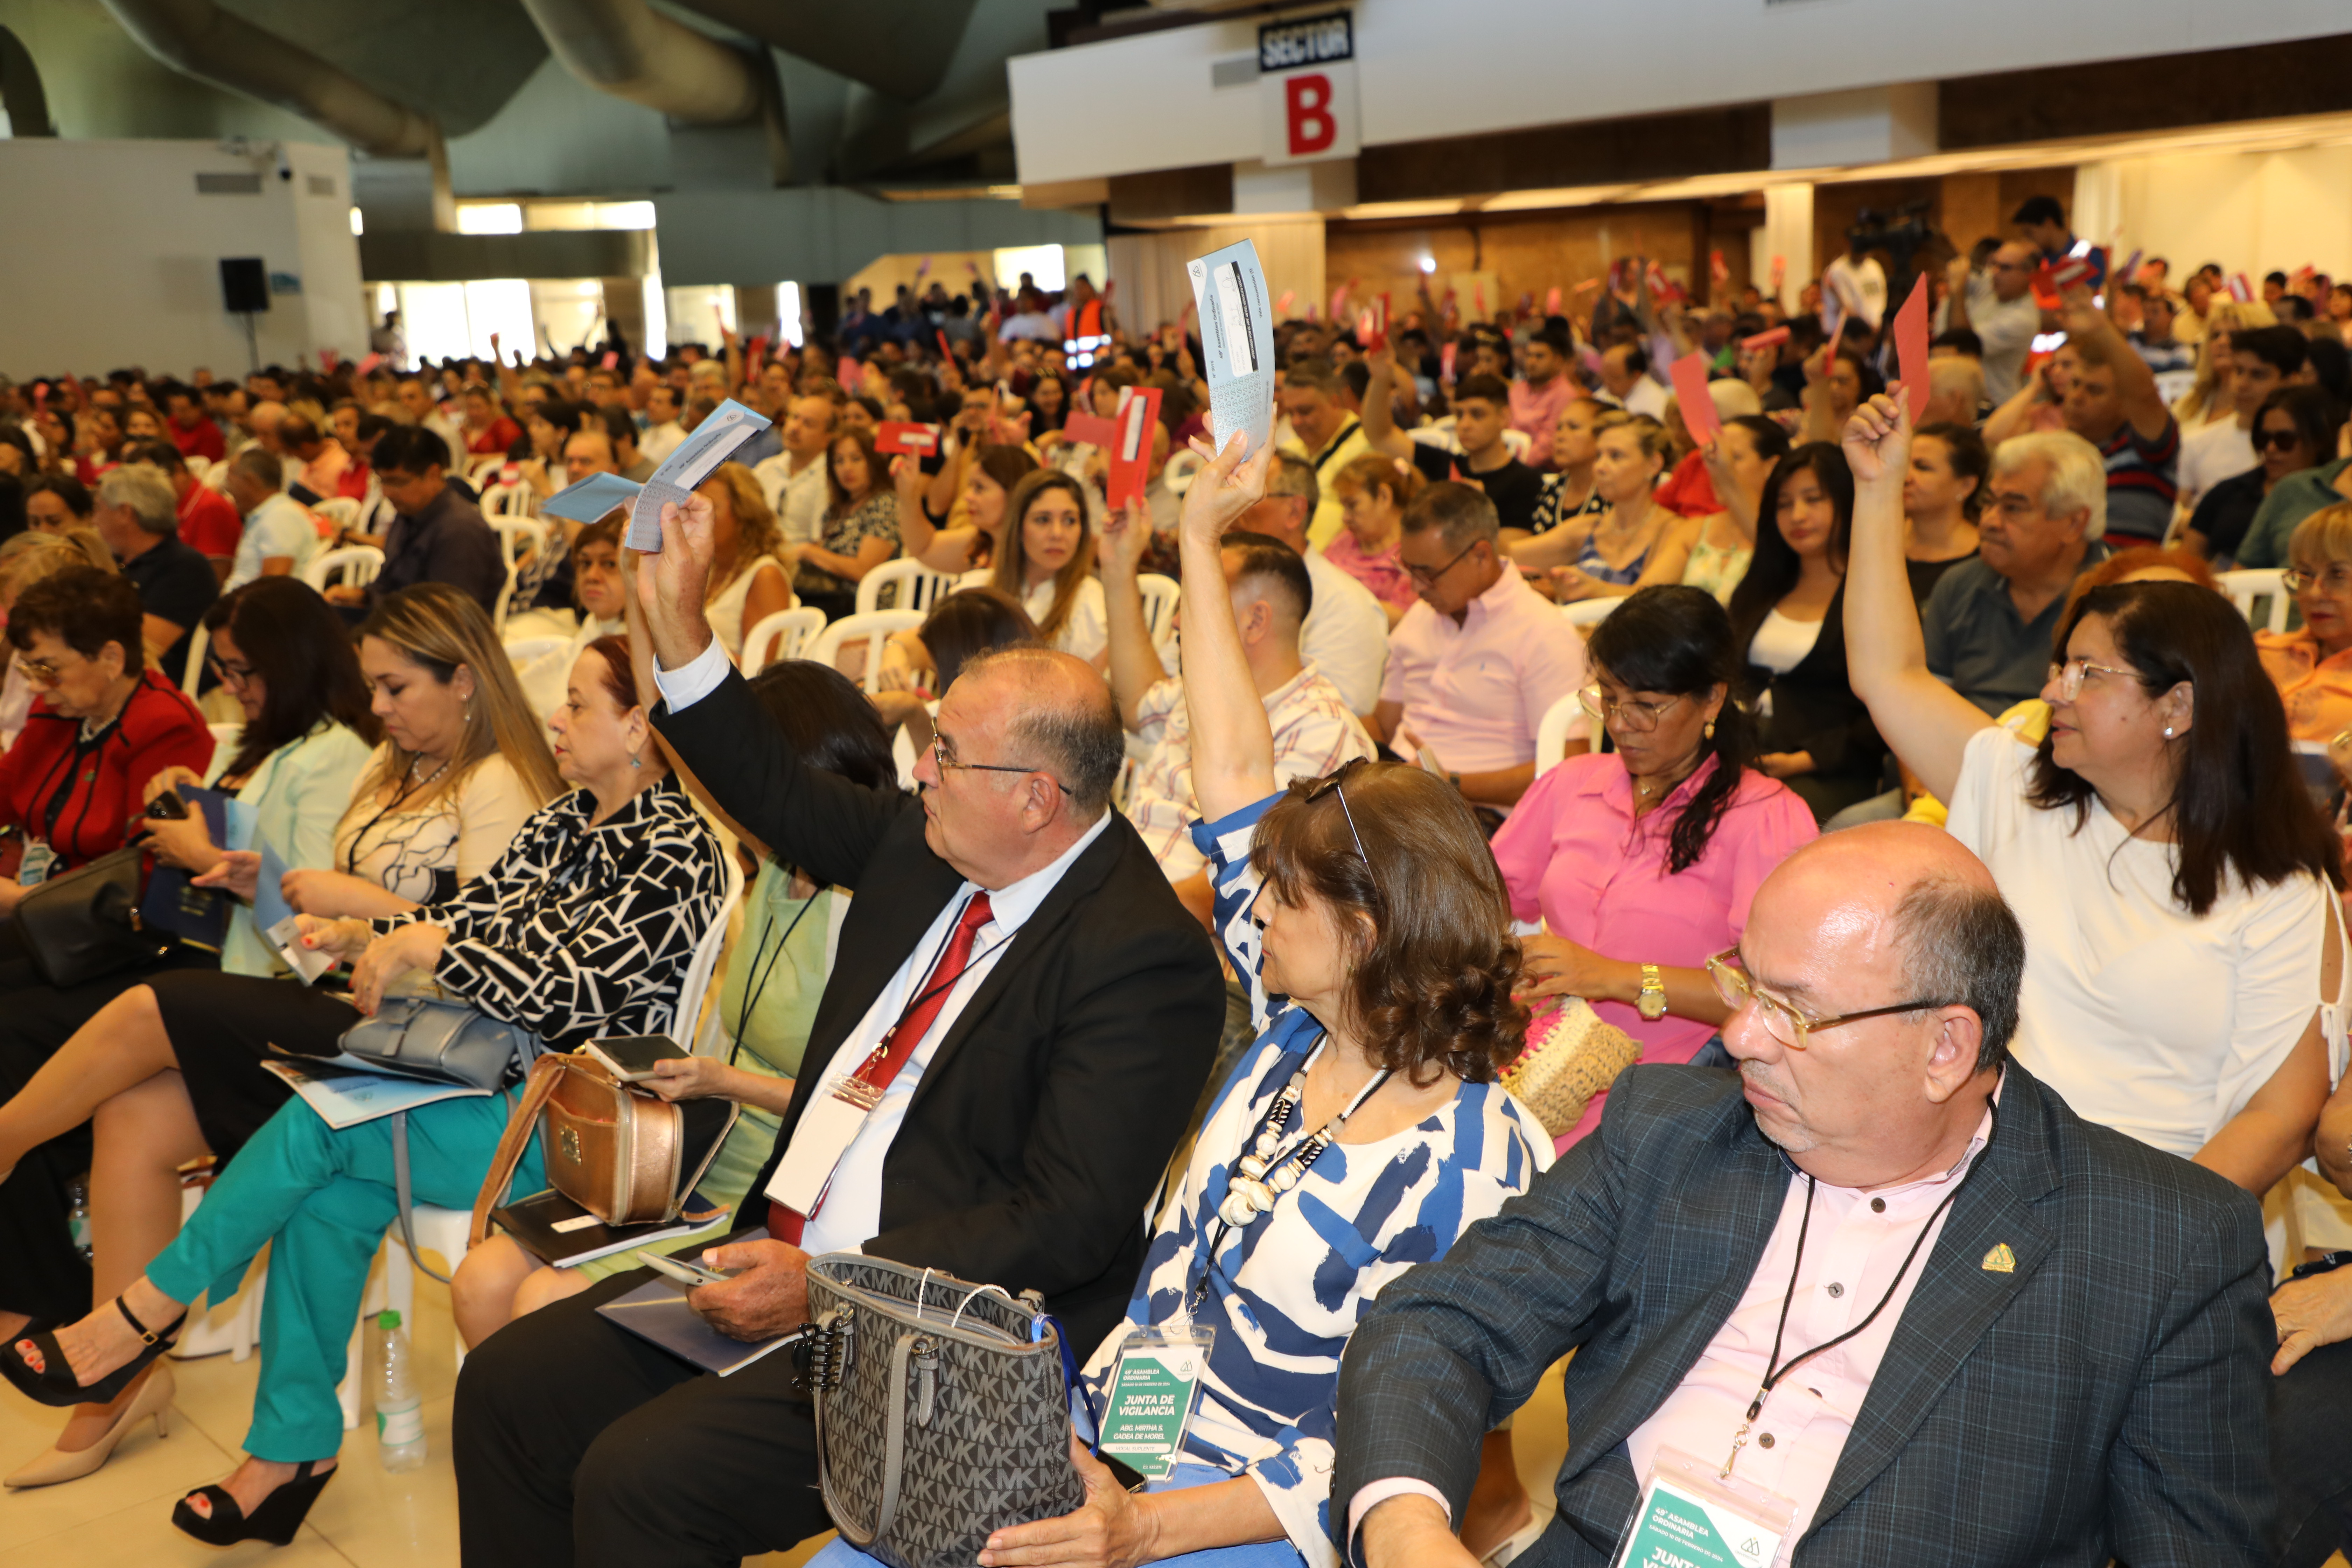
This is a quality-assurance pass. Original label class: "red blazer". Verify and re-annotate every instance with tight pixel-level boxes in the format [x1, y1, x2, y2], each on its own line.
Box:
[0, 671, 216, 870]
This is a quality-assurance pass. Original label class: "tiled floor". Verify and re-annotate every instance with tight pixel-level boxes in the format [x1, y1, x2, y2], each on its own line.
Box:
[1, 1268, 2330, 1567]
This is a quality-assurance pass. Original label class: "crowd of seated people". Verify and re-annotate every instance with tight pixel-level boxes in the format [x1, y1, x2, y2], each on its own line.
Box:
[0, 203, 2347, 1566]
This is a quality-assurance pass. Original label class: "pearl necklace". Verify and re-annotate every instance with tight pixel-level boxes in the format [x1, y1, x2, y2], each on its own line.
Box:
[1214, 1048, 1391, 1228]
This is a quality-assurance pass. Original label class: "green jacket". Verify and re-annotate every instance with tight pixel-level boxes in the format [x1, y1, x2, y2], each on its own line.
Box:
[2234, 456, 2352, 568]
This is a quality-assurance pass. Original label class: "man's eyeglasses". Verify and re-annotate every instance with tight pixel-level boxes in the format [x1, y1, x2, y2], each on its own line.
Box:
[208, 652, 258, 685]
[1301, 758, 1374, 871]
[1705, 948, 1953, 1051]
[1577, 684, 1684, 732]
[1404, 537, 1482, 588]
[2045, 656, 2138, 703]
[2284, 561, 2352, 593]
[928, 735, 1068, 796]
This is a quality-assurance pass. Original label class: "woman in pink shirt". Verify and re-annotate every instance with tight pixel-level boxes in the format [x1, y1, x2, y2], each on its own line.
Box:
[1322, 454, 1420, 625]
[1491, 584, 1818, 1154]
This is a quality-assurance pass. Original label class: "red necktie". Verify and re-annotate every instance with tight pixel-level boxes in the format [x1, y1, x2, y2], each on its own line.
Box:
[770, 892, 995, 1245]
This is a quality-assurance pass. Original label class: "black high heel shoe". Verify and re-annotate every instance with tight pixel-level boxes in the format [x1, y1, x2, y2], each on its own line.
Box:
[172, 1460, 336, 1547]
[0, 1296, 187, 1409]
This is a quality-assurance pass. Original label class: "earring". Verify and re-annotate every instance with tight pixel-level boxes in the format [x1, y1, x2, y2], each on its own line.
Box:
[1703, 719, 1716, 741]
[630, 750, 642, 769]
[2163, 726, 2175, 738]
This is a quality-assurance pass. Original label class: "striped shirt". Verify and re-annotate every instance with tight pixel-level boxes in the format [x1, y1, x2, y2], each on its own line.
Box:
[2092, 412, 2181, 544]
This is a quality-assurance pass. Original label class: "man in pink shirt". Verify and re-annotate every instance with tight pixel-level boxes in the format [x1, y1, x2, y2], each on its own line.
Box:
[1507, 326, 1576, 467]
[1374, 483, 1588, 818]
[1336, 822, 2274, 1568]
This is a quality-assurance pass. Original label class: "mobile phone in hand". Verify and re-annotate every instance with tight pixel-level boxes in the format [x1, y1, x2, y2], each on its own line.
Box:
[583, 1035, 690, 1083]
[146, 790, 189, 820]
[638, 1250, 733, 1288]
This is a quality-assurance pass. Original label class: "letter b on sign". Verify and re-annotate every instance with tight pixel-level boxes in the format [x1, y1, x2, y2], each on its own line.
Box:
[1286, 74, 1335, 156]
[1259, 58, 1357, 167]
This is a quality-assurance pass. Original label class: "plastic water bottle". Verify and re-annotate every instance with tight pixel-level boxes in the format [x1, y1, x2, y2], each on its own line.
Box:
[65, 1178, 91, 1262]
[372, 1309, 427, 1472]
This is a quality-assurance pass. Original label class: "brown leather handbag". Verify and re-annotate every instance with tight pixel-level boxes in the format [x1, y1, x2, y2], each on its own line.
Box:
[470, 1052, 738, 1246]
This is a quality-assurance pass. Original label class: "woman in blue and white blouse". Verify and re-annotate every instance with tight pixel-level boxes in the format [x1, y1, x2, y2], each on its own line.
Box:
[816, 433, 1549, 1568]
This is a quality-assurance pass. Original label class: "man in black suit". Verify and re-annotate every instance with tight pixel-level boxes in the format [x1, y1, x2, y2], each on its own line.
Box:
[452, 496, 1225, 1566]
[1336, 822, 2274, 1568]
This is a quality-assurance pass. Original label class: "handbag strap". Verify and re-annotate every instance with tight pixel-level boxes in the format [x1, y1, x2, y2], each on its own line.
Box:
[389, 1111, 451, 1284]
[815, 1321, 918, 1550]
[468, 1054, 573, 1247]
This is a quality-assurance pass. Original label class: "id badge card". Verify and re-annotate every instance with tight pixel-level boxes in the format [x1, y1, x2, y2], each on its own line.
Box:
[18, 840, 56, 887]
[1609, 1447, 1793, 1568]
[1096, 1325, 1214, 1482]
[762, 1077, 874, 1215]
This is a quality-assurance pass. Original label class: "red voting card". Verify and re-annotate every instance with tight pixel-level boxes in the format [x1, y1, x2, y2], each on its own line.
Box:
[1893, 274, 1931, 423]
[1546, 286, 1562, 316]
[936, 329, 954, 362]
[356, 352, 384, 377]
[1330, 279, 1354, 320]
[1710, 250, 1731, 286]
[1107, 386, 1162, 510]
[746, 336, 768, 366]
[836, 356, 861, 392]
[2049, 257, 2093, 292]
[1063, 410, 1119, 448]
[2229, 273, 2253, 303]
[1474, 282, 1488, 317]
[875, 422, 940, 457]
[1440, 341, 1458, 382]
[2029, 264, 2062, 312]
[600, 350, 620, 369]
[1669, 353, 1720, 443]
[1740, 325, 1791, 353]
[319, 348, 339, 372]
[1276, 289, 1297, 317]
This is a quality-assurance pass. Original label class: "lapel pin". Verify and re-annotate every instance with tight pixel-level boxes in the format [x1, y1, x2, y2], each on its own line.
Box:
[1981, 1242, 2016, 1274]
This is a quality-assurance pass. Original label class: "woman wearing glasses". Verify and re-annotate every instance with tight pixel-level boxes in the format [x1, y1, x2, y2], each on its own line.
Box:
[2257, 503, 2352, 753]
[1490, 586, 1818, 1153]
[1844, 392, 2343, 1198]
[808, 432, 1549, 1568]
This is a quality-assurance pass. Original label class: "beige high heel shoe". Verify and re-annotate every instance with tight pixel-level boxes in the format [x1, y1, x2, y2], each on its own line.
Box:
[2, 1362, 174, 1489]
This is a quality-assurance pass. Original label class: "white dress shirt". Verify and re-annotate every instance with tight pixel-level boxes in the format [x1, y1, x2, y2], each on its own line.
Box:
[1301, 548, 1389, 714]
[752, 449, 831, 547]
[654, 638, 1114, 1253]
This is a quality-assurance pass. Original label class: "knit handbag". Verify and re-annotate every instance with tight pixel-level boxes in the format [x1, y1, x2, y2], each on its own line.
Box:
[1499, 996, 1642, 1138]
[805, 1254, 1084, 1568]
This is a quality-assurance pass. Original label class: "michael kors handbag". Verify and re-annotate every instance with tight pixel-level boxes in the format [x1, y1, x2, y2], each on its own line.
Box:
[805, 1255, 1084, 1568]
[470, 1051, 737, 1246]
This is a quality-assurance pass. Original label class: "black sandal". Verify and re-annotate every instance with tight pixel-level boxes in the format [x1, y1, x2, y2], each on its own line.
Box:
[0, 1296, 188, 1409]
[172, 1460, 336, 1547]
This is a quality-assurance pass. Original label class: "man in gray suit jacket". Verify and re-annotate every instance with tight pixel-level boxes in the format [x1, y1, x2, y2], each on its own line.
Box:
[1336, 822, 2272, 1568]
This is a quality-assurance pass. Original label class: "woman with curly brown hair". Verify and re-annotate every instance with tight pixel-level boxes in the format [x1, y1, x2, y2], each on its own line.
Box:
[813, 432, 1550, 1568]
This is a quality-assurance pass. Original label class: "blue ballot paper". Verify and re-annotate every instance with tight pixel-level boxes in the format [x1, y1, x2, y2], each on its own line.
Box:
[537, 398, 773, 553]
[1184, 239, 1278, 460]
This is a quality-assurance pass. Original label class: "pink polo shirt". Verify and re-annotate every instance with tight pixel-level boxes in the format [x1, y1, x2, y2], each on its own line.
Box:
[1509, 374, 1576, 465]
[1491, 754, 1817, 1148]
[1625, 1097, 1996, 1566]
[1381, 568, 1589, 786]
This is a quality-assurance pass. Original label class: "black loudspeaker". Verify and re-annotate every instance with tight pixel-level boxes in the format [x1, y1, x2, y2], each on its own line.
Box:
[219, 257, 269, 314]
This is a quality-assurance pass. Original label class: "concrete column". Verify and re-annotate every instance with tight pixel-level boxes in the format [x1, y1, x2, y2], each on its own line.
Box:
[1770, 82, 1938, 171]
[1757, 184, 1814, 300]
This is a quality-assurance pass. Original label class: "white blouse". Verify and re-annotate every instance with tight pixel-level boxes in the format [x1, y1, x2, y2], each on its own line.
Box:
[1944, 726, 2331, 1160]
[1747, 608, 1823, 676]
[1021, 573, 1108, 662]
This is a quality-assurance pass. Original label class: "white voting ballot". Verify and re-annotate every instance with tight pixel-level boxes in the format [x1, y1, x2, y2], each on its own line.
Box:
[1185, 239, 1278, 460]
[539, 397, 772, 551]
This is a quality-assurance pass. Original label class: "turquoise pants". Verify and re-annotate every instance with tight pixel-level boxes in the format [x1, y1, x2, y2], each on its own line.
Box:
[148, 1092, 542, 1462]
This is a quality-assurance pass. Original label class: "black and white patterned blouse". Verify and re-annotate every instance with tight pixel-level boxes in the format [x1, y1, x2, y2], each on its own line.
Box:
[371, 774, 724, 1054]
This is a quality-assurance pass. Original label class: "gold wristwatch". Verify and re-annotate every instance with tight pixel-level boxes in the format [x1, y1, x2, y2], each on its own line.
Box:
[1636, 963, 1667, 1021]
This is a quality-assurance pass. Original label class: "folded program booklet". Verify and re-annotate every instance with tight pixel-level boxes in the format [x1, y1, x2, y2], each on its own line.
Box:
[1184, 238, 1278, 460]
[597, 1275, 808, 1377]
[539, 397, 772, 552]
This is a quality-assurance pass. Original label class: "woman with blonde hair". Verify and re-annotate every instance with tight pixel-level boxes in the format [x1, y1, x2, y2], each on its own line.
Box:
[1324, 453, 1421, 624]
[990, 468, 1106, 662]
[2174, 299, 2279, 431]
[691, 462, 793, 660]
[1510, 412, 1677, 600]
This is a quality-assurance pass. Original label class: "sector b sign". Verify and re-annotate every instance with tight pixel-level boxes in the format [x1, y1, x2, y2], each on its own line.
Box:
[1258, 11, 1358, 167]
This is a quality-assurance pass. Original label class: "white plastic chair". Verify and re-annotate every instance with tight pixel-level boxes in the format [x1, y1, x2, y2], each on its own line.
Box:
[502, 635, 569, 669]
[491, 516, 543, 567]
[2219, 568, 2292, 634]
[180, 620, 210, 699]
[1561, 597, 1620, 630]
[481, 482, 538, 522]
[311, 496, 361, 537]
[302, 544, 384, 592]
[493, 561, 521, 630]
[1137, 574, 1181, 651]
[668, 853, 744, 1051]
[854, 558, 960, 618]
[742, 607, 826, 672]
[811, 610, 924, 694]
[1534, 692, 1584, 776]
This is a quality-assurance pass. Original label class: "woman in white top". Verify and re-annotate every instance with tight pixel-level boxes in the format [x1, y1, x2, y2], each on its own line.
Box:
[692, 463, 793, 660]
[990, 468, 1107, 666]
[1843, 392, 2341, 1192]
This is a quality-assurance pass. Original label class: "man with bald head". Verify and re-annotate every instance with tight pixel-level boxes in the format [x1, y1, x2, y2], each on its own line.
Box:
[1338, 822, 2274, 1568]
[454, 489, 1225, 1567]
